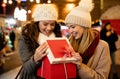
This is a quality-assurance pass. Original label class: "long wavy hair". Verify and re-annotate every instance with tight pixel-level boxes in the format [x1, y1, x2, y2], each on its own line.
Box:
[22, 21, 62, 51]
[69, 28, 95, 54]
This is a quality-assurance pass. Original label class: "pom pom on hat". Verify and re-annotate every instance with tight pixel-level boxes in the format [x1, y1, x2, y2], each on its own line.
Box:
[32, 4, 58, 21]
[65, 0, 94, 28]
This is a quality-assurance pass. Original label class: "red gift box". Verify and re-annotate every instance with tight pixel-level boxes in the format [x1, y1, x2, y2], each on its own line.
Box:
[37, 38, 77, 79]
[37, 57, 76, 79]
[46, 38, 78, 64]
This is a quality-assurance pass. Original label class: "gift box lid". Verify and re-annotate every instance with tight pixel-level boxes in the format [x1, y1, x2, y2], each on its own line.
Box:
[46, 38, 78, 64]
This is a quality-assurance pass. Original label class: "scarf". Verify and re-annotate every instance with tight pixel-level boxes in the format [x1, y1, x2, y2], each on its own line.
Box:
[81, 30, 100, 64]
[38, 32, 56, 45]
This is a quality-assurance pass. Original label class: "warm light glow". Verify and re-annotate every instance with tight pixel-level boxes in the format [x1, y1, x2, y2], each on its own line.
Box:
[100, 0, 104, 9]
[36, 0, 40, 3]
[65, 4, 75, 11]
[30, 0, 34, 2]
[5, 18, 16, 25]
[17, 0, 21, 3]
[8, 0, 13, 4]
[14, 7, 27, 21]
[3, 0, 7, 4]
[2, 3, 6, 7]
[47, 0, 51, 3]
[66, 0, 76, 2]
[28, 10, 31, 14]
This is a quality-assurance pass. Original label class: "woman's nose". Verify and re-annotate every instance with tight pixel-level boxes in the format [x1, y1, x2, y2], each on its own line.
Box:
[46, 25, 53, 31]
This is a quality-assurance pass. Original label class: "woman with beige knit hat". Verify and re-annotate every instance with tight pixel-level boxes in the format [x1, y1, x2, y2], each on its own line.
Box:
[18, 4, 62, 79]
[65, 0, 111, 79]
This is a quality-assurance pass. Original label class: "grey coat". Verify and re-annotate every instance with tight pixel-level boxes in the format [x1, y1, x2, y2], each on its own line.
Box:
[18, 35, 42, 79]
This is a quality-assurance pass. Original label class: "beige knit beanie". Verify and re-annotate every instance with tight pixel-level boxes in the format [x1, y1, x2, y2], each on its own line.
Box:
[32, 4, 58, 21]
[65, 0, 94, 28]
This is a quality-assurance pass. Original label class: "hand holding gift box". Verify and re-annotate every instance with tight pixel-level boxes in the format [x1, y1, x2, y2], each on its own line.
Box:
[46, 38, 78, 64]
[37, 38, 78, 79]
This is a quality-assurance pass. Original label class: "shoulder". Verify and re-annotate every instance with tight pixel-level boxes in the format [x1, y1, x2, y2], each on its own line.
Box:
[18, 35, 24, 40]
[98, 40, 109, 47]
[94, 40, 110, 61]
[18, 35, 26, 45]
[95, 40, 109, 54]
[99, 39, 108, 46]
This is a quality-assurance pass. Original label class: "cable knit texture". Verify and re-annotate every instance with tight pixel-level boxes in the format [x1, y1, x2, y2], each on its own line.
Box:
[32, 4, 58, 21]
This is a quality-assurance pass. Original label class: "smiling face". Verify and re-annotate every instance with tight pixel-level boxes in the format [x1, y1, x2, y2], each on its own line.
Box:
[39, 20, 56, 36]
[66, 23, 84, 39]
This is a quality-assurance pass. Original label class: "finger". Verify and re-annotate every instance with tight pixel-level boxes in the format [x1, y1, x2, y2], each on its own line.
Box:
[40, 45, 48, 54]
[40, 52, 48, 60]
[72, 53, 80, 58]
[71, 61, 81, 65]
[37, 42, 48, 53]
[39, 42, 47, 50]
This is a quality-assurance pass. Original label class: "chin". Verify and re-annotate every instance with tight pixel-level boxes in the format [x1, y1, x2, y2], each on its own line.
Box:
[74, 36, 80, 39]
[74, 37, 78, 39]
[73, 36, 78, 39]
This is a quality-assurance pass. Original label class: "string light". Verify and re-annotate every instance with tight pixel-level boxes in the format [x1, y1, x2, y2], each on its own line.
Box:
[36, 0, 40, 4]
[2, 3, 6, 7]
[3, 0, 7, 4]
[3, 0, 13, 4]
[30, 0, 34, 3]
[27, 10, 31, 14]
[8, 0, 13, 4]
[17, 0, 21, 4]
[47, 0, 51, 3]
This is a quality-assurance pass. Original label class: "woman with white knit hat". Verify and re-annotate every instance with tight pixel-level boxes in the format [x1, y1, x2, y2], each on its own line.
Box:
[18, 4, 62, 79]
[65, 0, 111, 79]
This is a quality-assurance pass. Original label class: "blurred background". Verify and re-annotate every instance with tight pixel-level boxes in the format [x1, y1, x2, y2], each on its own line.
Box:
[0, 0, 120, 35]
[0, 0, 120, 79]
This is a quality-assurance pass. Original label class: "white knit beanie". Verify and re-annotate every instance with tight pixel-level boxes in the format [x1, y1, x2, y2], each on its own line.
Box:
[65, 0, 94, 28]
[32, 4, 58, 21]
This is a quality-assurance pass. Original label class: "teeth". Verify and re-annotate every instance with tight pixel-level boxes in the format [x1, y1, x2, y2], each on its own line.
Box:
[46, 31, 50, 33]
[72, 32, 76, 36]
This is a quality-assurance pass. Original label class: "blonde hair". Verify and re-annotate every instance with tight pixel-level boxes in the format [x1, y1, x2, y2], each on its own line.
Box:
[69, 29, 94, 54]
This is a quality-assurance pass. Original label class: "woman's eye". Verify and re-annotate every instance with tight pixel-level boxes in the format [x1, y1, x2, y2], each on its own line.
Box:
[70, 25, 75, 28]
[50, 23, 55, 26]
[43, 23, 48, 26]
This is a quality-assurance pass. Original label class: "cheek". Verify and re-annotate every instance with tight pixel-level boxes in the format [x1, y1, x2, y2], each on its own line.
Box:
[39, 24, 45, 32]
[69, 29, 72, 34]
[76, 28, 84, 38]
[51, 26, 55, 30]
[78, 32, 83, 38]
[79, 28, 84, 34]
